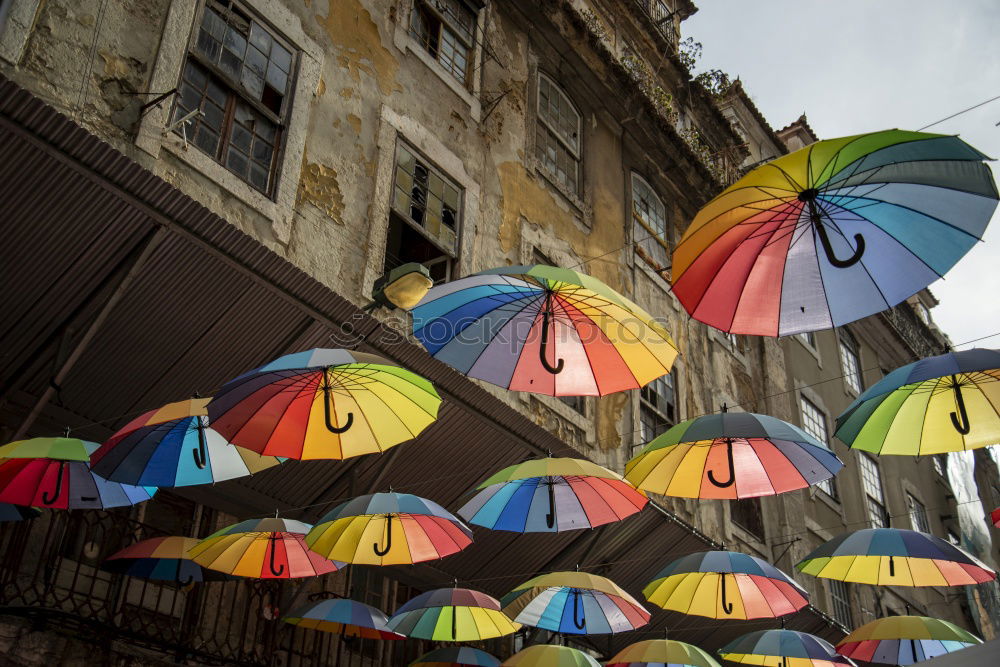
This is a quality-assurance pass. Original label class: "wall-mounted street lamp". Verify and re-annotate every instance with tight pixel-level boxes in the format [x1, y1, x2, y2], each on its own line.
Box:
[365, 262, 433, 312]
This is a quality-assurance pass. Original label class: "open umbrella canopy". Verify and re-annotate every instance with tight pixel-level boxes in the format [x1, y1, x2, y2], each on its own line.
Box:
[306, 492, 473, 566]
[502, 645, 601, 667]
[834, 348, 1000, 455]
[0, 503, 41, 522]
[991, 507, 1000, 528]
[282, 597, 405, 640]
[411, 647, 500, 666]
[189, 517, 344, 579]
[458, 457, 647, 532]
[836, 615, 982, 665]
[387, 588, 520, 641]
[796, 528, 996, 586]
[625, 412, 842, 499]
[0, 438, 156, 509]
[719, 629, 854, 666]
[411, 265, 678, 397]
[91, 398, 283, 487]
[605, 638, 722, 666]
[643, 550, 808, 619]
[501, 571, 650, 635]
[101, 536, 231, 583]
[672, 129, 998, 336]
[207, 349, 441, 460]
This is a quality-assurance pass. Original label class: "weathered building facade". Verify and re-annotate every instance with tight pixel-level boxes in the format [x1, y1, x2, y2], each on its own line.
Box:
[0, 0, 995, 664]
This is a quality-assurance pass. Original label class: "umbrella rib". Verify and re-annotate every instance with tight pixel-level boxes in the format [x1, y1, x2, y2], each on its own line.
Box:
[459, 291, 547, 382]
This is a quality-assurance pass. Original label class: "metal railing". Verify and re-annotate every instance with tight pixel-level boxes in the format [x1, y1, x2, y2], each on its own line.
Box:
[632, 0, 677, 46]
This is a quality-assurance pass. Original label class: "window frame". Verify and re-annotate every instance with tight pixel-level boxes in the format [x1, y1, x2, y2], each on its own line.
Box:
[630, 173, 671, 267]
[827, 578, 853, 628]
[408, 0, 477, 87]
[838, 328, 863, 395]
[907, 493, 930, 533]
[730, 496, 766, 542]
[799, 395, 837, 500]
[859, 453, 889, 528]
[637, 372, 677, 452]
[535, 72, 582, 195]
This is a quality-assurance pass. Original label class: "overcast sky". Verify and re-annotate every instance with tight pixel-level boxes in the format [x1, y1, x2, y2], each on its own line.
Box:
[686, 0, 1000, 349]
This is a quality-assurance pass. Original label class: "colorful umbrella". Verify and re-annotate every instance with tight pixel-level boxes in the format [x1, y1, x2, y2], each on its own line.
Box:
[625, 412, 842, 499]
[282, 597, 405, 639]
[643, 550, 808, 619]
[502, 645, 601, 667]
[0, 438, 156, 509]
[500, 571, 650, 635]
[101, 536, 230, 583]
[991, 507, 1000, 528]
[606, 639, 722, 667]
[835, 615, 982, 665]
[207, 349, 441, 460]
[719, 629, 854, 666]
[0, 503, 41, 522]
[387, 588, 520, 641]
[91, 398, 283, 487]
[672, 129, 997, 336]
[412, 647, 501, 666]
[189, 518, 344, 578]
[458, 457, 647, 532]
[306, 492, 473, 566]
[411, 265, 678, 396]
[796, 528, 995, 586]
[835, 348, 1000, 455]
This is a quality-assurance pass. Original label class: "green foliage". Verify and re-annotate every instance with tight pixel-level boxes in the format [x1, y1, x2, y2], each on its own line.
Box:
[678, 37, 702, 72]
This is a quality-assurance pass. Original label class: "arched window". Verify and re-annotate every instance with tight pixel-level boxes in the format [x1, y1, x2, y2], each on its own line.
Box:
[536, 73, 581, 193]
[838, 328, 862, 394]
[631, 173, 670, 270]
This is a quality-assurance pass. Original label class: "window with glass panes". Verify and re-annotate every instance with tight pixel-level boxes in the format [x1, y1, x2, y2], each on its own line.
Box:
[907, 493, 930, 533]
[859, 454, 889, 528]
[174, 0, 294, 195]
[409, 0, 477, 85]
[386, 141, 461, 284]
[933, 454, 946, 477]
[839, 328, 863, 393]
[797, 331, 816, 348]
[638, 373, 676, 451]
[631, 174, 670, 270]
[827, 579, 852, 627]
[536, 74, 581, 193]
[730, 497, 765, 541]
[799, 396, 836, 499]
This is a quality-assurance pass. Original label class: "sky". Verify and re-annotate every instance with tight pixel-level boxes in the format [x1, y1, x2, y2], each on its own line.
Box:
[686, 0, 1000, 348]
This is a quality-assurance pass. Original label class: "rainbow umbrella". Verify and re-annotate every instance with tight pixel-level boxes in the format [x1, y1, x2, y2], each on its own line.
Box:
[101, 536, 230, 583]
[411, 265, 677, 396]
[672, 130, 998, 336]
[412, 647, 500, 666]
[282, 597, 405, 639]
[796, 528, 995, 586]
[91, 398, 283, 487]
[835, 348, 1000, 455]
[625, 412, 842, 499]
[836, 615, 982, 665]
[189, 518, 344, 578]
[387, 588, 520, 641]
[991, 507, 1000, 528]
[0, 438, 156, 509]
[500, 571, 649, 635]
[502, 645, 601, 667]
[0, 503, 40, 522]
[643, 551, 808, 619]
[606, 639, 722, 667]
[719, 629, 854, 666]
[458, 457, 647, 532]
[207, 349, 441, 460]
[306, 492, 473, 565]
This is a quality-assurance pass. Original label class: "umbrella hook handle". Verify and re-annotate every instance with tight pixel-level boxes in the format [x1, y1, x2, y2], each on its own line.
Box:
[178, 573, 194, 585]
[545, 477, 556, 529]
[812, 208, 865, 268]
[268, 535, 285, 577]
[322, 377, 354, 434]
[949, 375, 971, 435]
[707, 439, 736, 488]
[193, 418, 208, 469]
[572, 589, 586, 629]
[41, 461, 66, 506]
[539, 295, 564, 375]
[374, 514, 393, 556]
[720, 574, 734, 615]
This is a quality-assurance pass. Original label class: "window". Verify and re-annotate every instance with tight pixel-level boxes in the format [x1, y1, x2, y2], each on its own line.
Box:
[173, 0, 295, 195]
[839, 328, 863, 394]
[907, 493, 930, 533]
[730, 497, 765, 541]
[536, 74, 581, 194]
[409, 0, 477, 85]
[933, 454, 946, 477]
[916, 302, 932, 325]
[631, 174, 670, 270]
[386, 141, 462, 284]
[947, 531, 960, 546]
[638, 373, 677, 451]
[723, 332, 748, 355]
[859, 454, 889, 528]
[797, 331, 816, 348]
[827, 579, 852, 627]
[799, 396, 836, 499]
[635, 0, 677, 44]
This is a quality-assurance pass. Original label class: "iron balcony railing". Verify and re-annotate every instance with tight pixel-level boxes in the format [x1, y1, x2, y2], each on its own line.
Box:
[632, 0, 677, 46]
